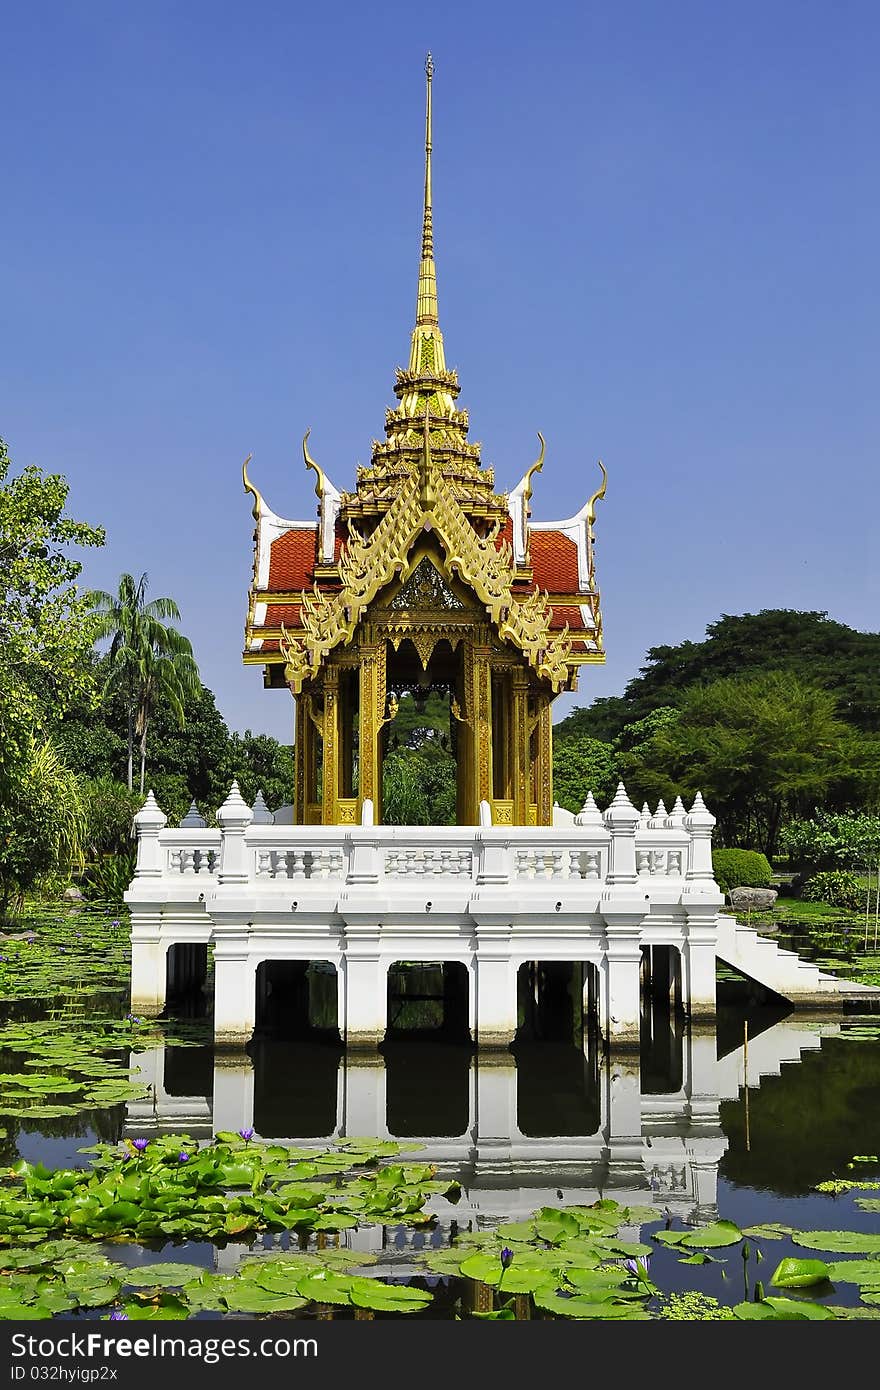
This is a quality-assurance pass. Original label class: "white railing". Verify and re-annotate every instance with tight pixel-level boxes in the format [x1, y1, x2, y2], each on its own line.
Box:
[128, 782, 718, 899]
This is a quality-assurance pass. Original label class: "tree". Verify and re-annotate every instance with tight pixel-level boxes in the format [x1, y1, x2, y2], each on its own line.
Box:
[621, 671, 875, 857]
[0, 437, 104, 783]
[558, 610, 880, 742]
[552, 732, 620, 814]
[0, 739, 87, 912]
[224, 731, 296, 811]
[86, 573, 201, 792]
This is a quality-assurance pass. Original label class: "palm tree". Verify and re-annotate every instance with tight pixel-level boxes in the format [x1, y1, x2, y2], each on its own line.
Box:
[86, 573, 200, 793]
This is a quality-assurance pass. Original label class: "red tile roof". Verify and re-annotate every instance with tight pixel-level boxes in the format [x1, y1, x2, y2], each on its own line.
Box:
[530, 530, 579, 592]
[267, 528, 318, 591]
[264, 604, 303, 627]
[549, 604, 589, 632]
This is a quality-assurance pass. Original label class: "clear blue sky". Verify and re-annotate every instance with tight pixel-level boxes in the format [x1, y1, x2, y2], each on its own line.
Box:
[3, 1, 878, 743]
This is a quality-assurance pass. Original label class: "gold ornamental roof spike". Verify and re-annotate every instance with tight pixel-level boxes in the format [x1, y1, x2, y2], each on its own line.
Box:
[416, 52, 438, 329]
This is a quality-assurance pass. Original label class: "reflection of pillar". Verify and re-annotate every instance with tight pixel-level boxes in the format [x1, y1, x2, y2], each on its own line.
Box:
[213, 944, 254, 1048]
[130, 916, 166, 1015]
[605, 1056, 644, 1182]
[686, 1028, 719, 1122]
[212, 1055, 255, 1135]
[342, 1056, 387, 1137]
[476, 1056, 517, 1148]
[321, 666, 340, 825]
[341, 943, 387, 1049]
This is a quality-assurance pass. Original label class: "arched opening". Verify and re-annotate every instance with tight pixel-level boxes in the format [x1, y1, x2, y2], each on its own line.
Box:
[640, 946, 684, 1093]
[254, 960, 340, 1042]
[516, 960, 585, 1044]
[382, 637, 459, 826]
[385, 961, 470, 1042]
[165, 943, 209, 1013]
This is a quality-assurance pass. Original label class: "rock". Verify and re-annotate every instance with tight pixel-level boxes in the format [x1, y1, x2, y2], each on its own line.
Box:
[728, 886, 778, 912]
[62, 885, 83, 901]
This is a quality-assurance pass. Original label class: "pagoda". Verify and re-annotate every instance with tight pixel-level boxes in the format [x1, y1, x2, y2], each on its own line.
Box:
[242, 55, 605, 828]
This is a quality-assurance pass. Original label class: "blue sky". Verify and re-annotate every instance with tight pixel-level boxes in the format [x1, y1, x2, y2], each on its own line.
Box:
[3, 1, 878, 743]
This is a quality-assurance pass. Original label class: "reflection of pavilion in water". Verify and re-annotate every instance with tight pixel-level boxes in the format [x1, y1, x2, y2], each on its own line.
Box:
[126, 1013, 833, 1257]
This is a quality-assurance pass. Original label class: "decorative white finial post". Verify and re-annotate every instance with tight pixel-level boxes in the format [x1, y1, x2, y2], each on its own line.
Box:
[575, 791, 603, 827]
[180, 800, 206, 829]
[132, 792, 167, 878]
[251, 790, 274, 825]
[603, 783, 640, 885]
[684, 791, 717, 884]
[217, 781, 254, 885]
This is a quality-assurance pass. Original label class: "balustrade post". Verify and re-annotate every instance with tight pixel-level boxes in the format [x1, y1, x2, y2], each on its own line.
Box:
[217, 782, 254, 885]
[684, 792, 717, 887]
[132, 792, 167, 878]
[603, 783, 640, 886]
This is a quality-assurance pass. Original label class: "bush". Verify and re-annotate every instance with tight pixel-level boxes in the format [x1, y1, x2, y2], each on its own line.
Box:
[712, 848, 774, 894]
[800, 870, 864, 911]
[79, 776, 142, 858]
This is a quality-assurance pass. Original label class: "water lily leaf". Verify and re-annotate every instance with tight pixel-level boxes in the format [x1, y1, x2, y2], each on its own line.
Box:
[495, 1221, 537, 1243]
[679, 1221, 742, 1249]
[296, 1273, 352, 1306]
[770, 1258, 831, 1289]
[732, 1301, 780, 1319]
[533, 1290, 649, 1319]
[222, 1286, 308, 1314]
[0, 1303, 45, 1320]
[414, 1249, 465, 1275]
[677, 1253, 719, 1265]
[121, 1297, 189, 1320]
[459, 1254, 506, 1286]
[793, 1231, 880, 1254]
[312, 1213, 358, 1230]
[741, 1223, 798, 1241]
[825, 1260, 880, 1287]
[761, 1297, 836, 1320]
[123, 1263, 207, 1287]
[855, 1200, 880, 1212]
[348, 1279, 432, 1312]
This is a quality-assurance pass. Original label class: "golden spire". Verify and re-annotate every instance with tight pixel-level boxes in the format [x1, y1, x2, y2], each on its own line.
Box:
[416, 52, 438, 327]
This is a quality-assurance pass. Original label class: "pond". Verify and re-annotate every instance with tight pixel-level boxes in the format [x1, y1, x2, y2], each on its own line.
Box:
[0, 903, 879, 1322]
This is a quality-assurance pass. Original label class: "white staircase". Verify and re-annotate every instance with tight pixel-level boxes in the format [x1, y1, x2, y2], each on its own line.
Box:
[715, 913, 880, 1005]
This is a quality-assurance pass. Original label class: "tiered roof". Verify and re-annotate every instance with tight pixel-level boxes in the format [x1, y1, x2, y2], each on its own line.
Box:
[243, 55, 605, 691]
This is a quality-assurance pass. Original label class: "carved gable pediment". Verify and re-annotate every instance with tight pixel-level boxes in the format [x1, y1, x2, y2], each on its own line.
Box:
[389, 556, 465, 611]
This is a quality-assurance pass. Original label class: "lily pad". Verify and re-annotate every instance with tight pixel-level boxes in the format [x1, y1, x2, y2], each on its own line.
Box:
[770, 1258, 831, 1289]
[123, 1263, 208, 1287]
[793, 1231, 880, 1254]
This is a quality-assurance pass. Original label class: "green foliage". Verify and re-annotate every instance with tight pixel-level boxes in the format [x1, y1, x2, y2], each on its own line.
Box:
[382, 743, 456, 825]
[223, 731, 295, 812]
[800, 870, 864, 911]
[656, 1293, 736, 1320]
[86, 573, 201, 794]
[780, 810, 880, 872]
[0, 740, 87, 913]
[552, 732, 619, 813]
[78, 777, 141, 859]
[618, 671, 869, 856]
[711, 848, 774, 893]
[559, 610, 880, 740]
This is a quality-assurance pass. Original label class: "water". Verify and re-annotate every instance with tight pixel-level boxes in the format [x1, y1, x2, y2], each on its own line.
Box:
[1, 901, 879, 1320]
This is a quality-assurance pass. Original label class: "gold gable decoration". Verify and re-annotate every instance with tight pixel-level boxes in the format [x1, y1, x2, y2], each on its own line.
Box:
[280, 424, 571, 694]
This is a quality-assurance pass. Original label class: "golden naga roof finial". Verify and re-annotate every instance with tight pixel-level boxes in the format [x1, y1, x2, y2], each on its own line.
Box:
[241, 452, 262, 521]
[587, 459, 607, 525]
[523, 432, 545, 510]
[302, 428, 326, 501]
[416, 52, 438, 327]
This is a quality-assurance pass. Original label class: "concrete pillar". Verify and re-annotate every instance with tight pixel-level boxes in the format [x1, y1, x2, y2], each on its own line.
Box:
[212, 1055, 255, 1135]
[213, 946, 255, 1048]
[217, 782, 254, 884]
[130, 916, 166, 1015]
[603, 915, 644, 1049]
[131, 792, 167, 878]
[342, 946, 387, 1049]
[474, 940, 517, 1049]
[684, 907, 718, 1021]
[684, 792, 717, 884]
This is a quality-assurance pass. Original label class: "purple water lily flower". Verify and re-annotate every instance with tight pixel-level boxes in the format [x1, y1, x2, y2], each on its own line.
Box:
[624, 1255, 650, 1279]
[500, 1247, 514, 1269]
[130, 1138, 149, 1153]
[178, 1152, 190, 1163]
[111, 920, 121, 928]
[108, 1310, 129, 1321]
[238, 1127, 255, 1143]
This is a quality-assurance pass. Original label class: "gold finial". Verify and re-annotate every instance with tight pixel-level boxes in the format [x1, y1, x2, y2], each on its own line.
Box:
[523, 432, 546, 509]
[416, 52, 438, 326]
[587, 460, 607, 524]
[302, 428, 326, 500]
[241, 452, 262, 521]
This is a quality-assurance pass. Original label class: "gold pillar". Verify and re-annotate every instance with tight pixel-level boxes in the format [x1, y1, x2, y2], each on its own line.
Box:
[358, 640, 385, 821]
[321, 666, 341, 825]
[510, 668, 531, 825]
[293, 694, 306, 824]
[470, 642, 494, 815]
[534, 689, 553, 826]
